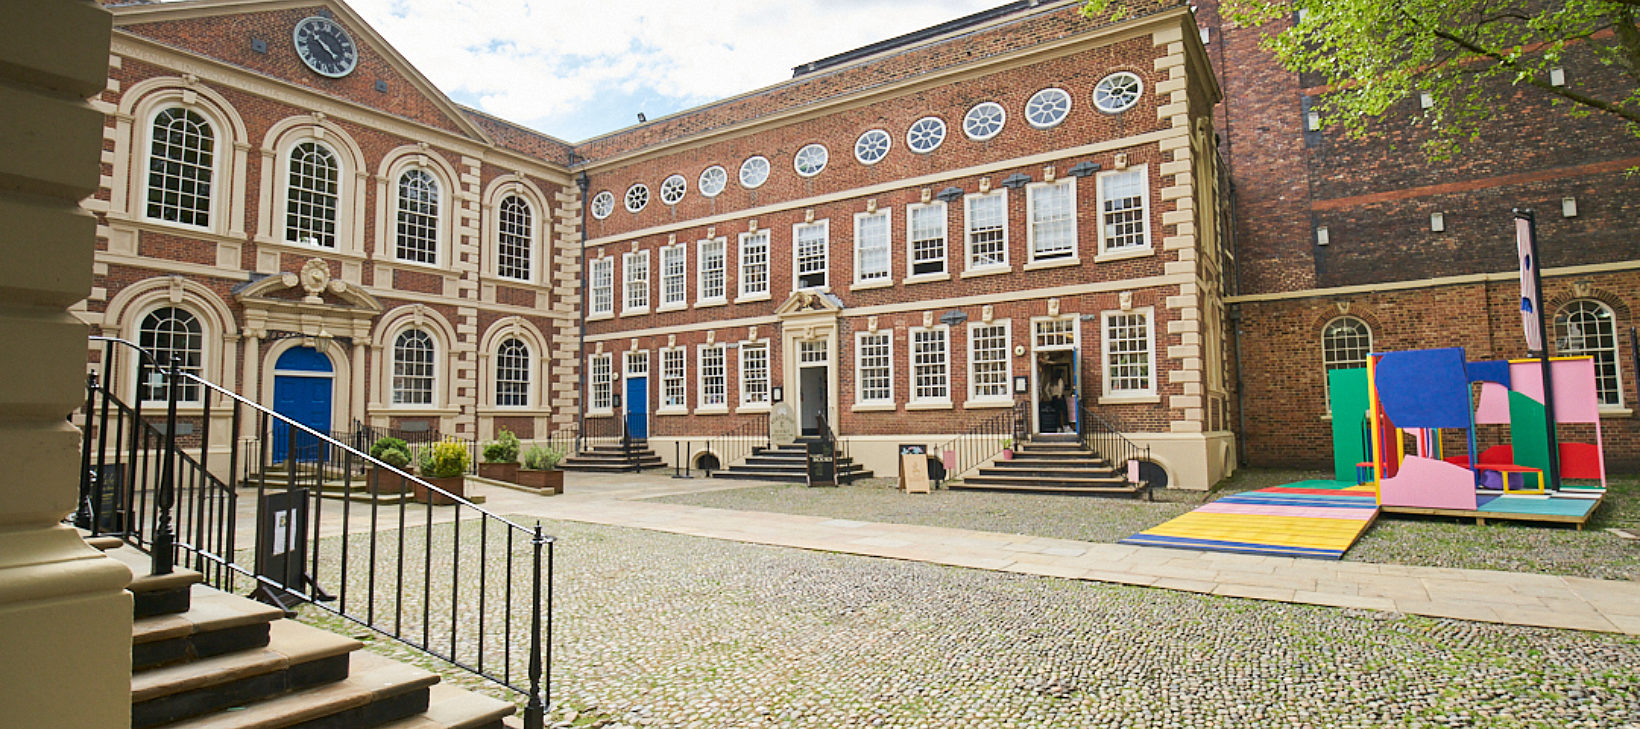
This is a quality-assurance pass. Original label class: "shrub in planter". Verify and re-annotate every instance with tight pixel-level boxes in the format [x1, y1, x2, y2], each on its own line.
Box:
[370, 445, 413, 495]
[414, 439, 471, 505]
[478, 430, 522, 482]
[370, 436, 409, 461]
[517, 445, 565, 493]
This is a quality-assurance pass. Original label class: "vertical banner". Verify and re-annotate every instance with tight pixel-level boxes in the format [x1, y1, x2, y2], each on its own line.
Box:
[1516, 215, 1543, 352]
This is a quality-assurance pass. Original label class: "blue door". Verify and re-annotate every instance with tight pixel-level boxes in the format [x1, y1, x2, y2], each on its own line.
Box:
[626, 376, 648, 439]
[272, 347, 334, 462]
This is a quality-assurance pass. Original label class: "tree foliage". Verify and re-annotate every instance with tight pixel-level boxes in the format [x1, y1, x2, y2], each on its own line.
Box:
[1082, 0, 1640, 158]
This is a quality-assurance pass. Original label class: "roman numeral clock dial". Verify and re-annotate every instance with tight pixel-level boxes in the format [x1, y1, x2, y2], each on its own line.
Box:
[293, 16, 358, 78]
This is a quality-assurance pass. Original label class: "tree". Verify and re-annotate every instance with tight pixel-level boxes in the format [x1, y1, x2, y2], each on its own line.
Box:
[1082, 0, 1640, 158]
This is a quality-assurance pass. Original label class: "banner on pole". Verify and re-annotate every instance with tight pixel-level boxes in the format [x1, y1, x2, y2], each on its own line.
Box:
[1516, 215, 1543, 352]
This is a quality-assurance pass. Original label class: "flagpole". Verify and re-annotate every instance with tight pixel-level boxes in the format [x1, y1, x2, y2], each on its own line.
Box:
[1515, 208, 1561, 490]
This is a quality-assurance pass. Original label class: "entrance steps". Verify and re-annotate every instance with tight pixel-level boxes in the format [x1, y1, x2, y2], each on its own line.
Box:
[950, 433, 1149, 498]
[709, 438, 873, 483]
[93, 538, 514, 729]
[559, 439, 664, 473]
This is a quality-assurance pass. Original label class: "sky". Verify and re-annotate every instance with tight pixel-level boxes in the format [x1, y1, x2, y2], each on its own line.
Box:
[346, 0, 1013, 142]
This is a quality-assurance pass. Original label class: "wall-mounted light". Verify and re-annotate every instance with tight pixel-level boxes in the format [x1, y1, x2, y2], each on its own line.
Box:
[1199, 28, 1211, 44]
[1305, 110, 1321, 132]
[1550, 67, 1566, 87]
[1419, 92, 1434, 109]
[1430, 212, 1445, 232]
[1562, 197, 1579, 218]
[1316, 226, 1330, 246]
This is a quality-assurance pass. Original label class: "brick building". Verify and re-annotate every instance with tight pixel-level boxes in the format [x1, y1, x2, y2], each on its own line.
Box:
[1200, 0, 1640, 471]
[84, 0, 583, 450]
[81, 0, 1638, 489]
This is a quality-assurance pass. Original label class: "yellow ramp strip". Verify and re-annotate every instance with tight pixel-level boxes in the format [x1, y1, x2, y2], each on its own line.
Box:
[1143, 512, 1370, 552]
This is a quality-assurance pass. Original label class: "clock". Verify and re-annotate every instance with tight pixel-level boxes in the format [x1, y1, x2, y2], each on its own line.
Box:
[292, 16, 358, 78]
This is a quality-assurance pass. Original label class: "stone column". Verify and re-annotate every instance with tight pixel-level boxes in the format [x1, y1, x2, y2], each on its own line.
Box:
[0, 4, 134, 728]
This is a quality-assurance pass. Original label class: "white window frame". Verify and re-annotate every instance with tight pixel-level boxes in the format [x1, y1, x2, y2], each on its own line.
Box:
[737, 230, 770, 302]
[136, 306, 207, 406]
[908, 325, 952, 408]
[589, 256, 614, 319]
[623, 249, 650, 315]
[393, 167, 443, 266]
[906, 201, 948, 281]
[963, 190, 1010, 274]
[143, 107, 217, 230]
[495, 194, 534, 282]
[658, 347, 687, 414]
[658, 243, 687, 311]
[1096, 165, 1152, 259]
[966, 321, 1013, 406]
[494, 337, 532, 409]
[1026, 178, 1078, 266]
[1555, 300, 1626, 408]
[587, 352, 613, 414]
[738, 340, 771, 411]
[283, 140, 341, 248]
[391, 328, 438, 407]
[1101, 308, 1157, 400]
[793, 219, 830, 291]
[852, 208, 892, 287]
[853, 330, 895, 409]
[697, 237, 727, 306]
[697, 343, 728, 414]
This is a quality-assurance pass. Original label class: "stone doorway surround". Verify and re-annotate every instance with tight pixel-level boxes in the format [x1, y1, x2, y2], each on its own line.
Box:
[775, 290, 843, 436]
[235, 258, 382, 430]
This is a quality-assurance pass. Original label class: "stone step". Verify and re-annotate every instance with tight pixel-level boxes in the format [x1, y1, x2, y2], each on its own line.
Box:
[948, 479, 1150, 497]
[157, 650, 439, 729]
[133, 584, 285, 671]
[132, 620, 361, 728]
[986, 457, 1111, 469]
[101, 543, 204, 618]
[975, 466, 1121, 479]
[960, 473, 1130, 488]
[375, 683, 514, 729]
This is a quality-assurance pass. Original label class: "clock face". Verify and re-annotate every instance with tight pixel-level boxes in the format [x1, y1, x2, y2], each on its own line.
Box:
[293, 16, 358, 78]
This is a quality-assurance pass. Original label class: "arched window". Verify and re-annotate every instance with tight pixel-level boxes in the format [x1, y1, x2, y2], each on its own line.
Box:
[286, 141, 339, 247]
[1556, 300, 1623, 406]
[396, 169, 440, 264]
[392, 329, 436, 405]
[1322, 317, 1372, 407]
[495, 338, 531, 408]
[497, 195, 532, 281]
[146, 108, 215, 227]
[138, 307, 204, 404]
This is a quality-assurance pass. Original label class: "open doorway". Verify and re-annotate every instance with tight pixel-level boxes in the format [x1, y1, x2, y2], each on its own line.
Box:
[1034, 350, 1079, 435]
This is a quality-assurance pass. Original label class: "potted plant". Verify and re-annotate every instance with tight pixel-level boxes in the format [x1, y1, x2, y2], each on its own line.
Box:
[1000, 437, 1015, 460]
[517, 444, 565, 494]
[368, 437, 413, 494]
[478, 429, 521, 483]
[414, 438, 471, 505]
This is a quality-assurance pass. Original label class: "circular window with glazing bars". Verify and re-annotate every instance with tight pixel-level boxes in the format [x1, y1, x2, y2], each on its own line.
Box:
[963, 102, 1006, 141]
[1024, 87, 1072, 129]
[659, 174, 687, 205]
[854, 129, 891, 164]
[590, 191, 614, 219]
[624, 183, 649, 213]
[698, 165, 727, 197]
[739, 156, 770, 189]
[906, 116, 947, 153]
[794, 143, 829, 177]
[1093, 72, 1144, 114]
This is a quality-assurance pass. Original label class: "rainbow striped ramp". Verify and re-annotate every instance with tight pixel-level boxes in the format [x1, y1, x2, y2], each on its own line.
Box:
[1120, 480, 1380, 560]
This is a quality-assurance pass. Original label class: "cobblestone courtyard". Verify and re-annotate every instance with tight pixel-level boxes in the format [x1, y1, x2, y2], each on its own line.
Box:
[307, 500, 1640, 728]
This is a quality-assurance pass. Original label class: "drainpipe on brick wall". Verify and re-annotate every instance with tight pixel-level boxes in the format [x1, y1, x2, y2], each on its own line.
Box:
[1631, 328, 1639, 421]
[1230, 305, 1247, 467]
[575, 167, 590, 446]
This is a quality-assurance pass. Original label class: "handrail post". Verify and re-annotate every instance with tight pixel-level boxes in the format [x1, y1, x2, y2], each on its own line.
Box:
[153, 359, 180, 575]
[75, 371, 98, 529]
[524, 523, 547, 729]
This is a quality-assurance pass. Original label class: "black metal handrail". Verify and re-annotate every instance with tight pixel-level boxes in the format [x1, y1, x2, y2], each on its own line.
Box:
[814, 410, 858, 485]
[698, 412, 770, 475]
[933, 400, 1028, 487]
[1077, 403, 1151, 489]
[577, 408, 628, 455]
[74, 336, 555, 726]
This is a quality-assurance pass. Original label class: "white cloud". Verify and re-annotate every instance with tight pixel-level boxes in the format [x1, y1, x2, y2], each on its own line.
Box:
[346, 0, 1011, 140]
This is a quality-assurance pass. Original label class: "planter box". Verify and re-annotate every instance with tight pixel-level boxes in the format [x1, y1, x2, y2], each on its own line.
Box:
[414, 475, 465, 505]
[515, 469, 563, 494]
[478, 462, 519, 483]
[368, 467, 415, 495]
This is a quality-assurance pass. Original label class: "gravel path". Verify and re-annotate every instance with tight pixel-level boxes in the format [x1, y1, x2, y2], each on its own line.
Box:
[302, 517, 1640, 728]
[655, 469, 1640, 580]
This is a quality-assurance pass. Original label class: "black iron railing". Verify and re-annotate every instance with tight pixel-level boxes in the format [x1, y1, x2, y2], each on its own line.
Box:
[1077, 403, 1151, 489]
[814, 411, 858, 485]
[933, 401, 1028, 487]
[577, 409, 628, 455]
[74, 336, 555, 726]
[699, 413, 769, 475]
